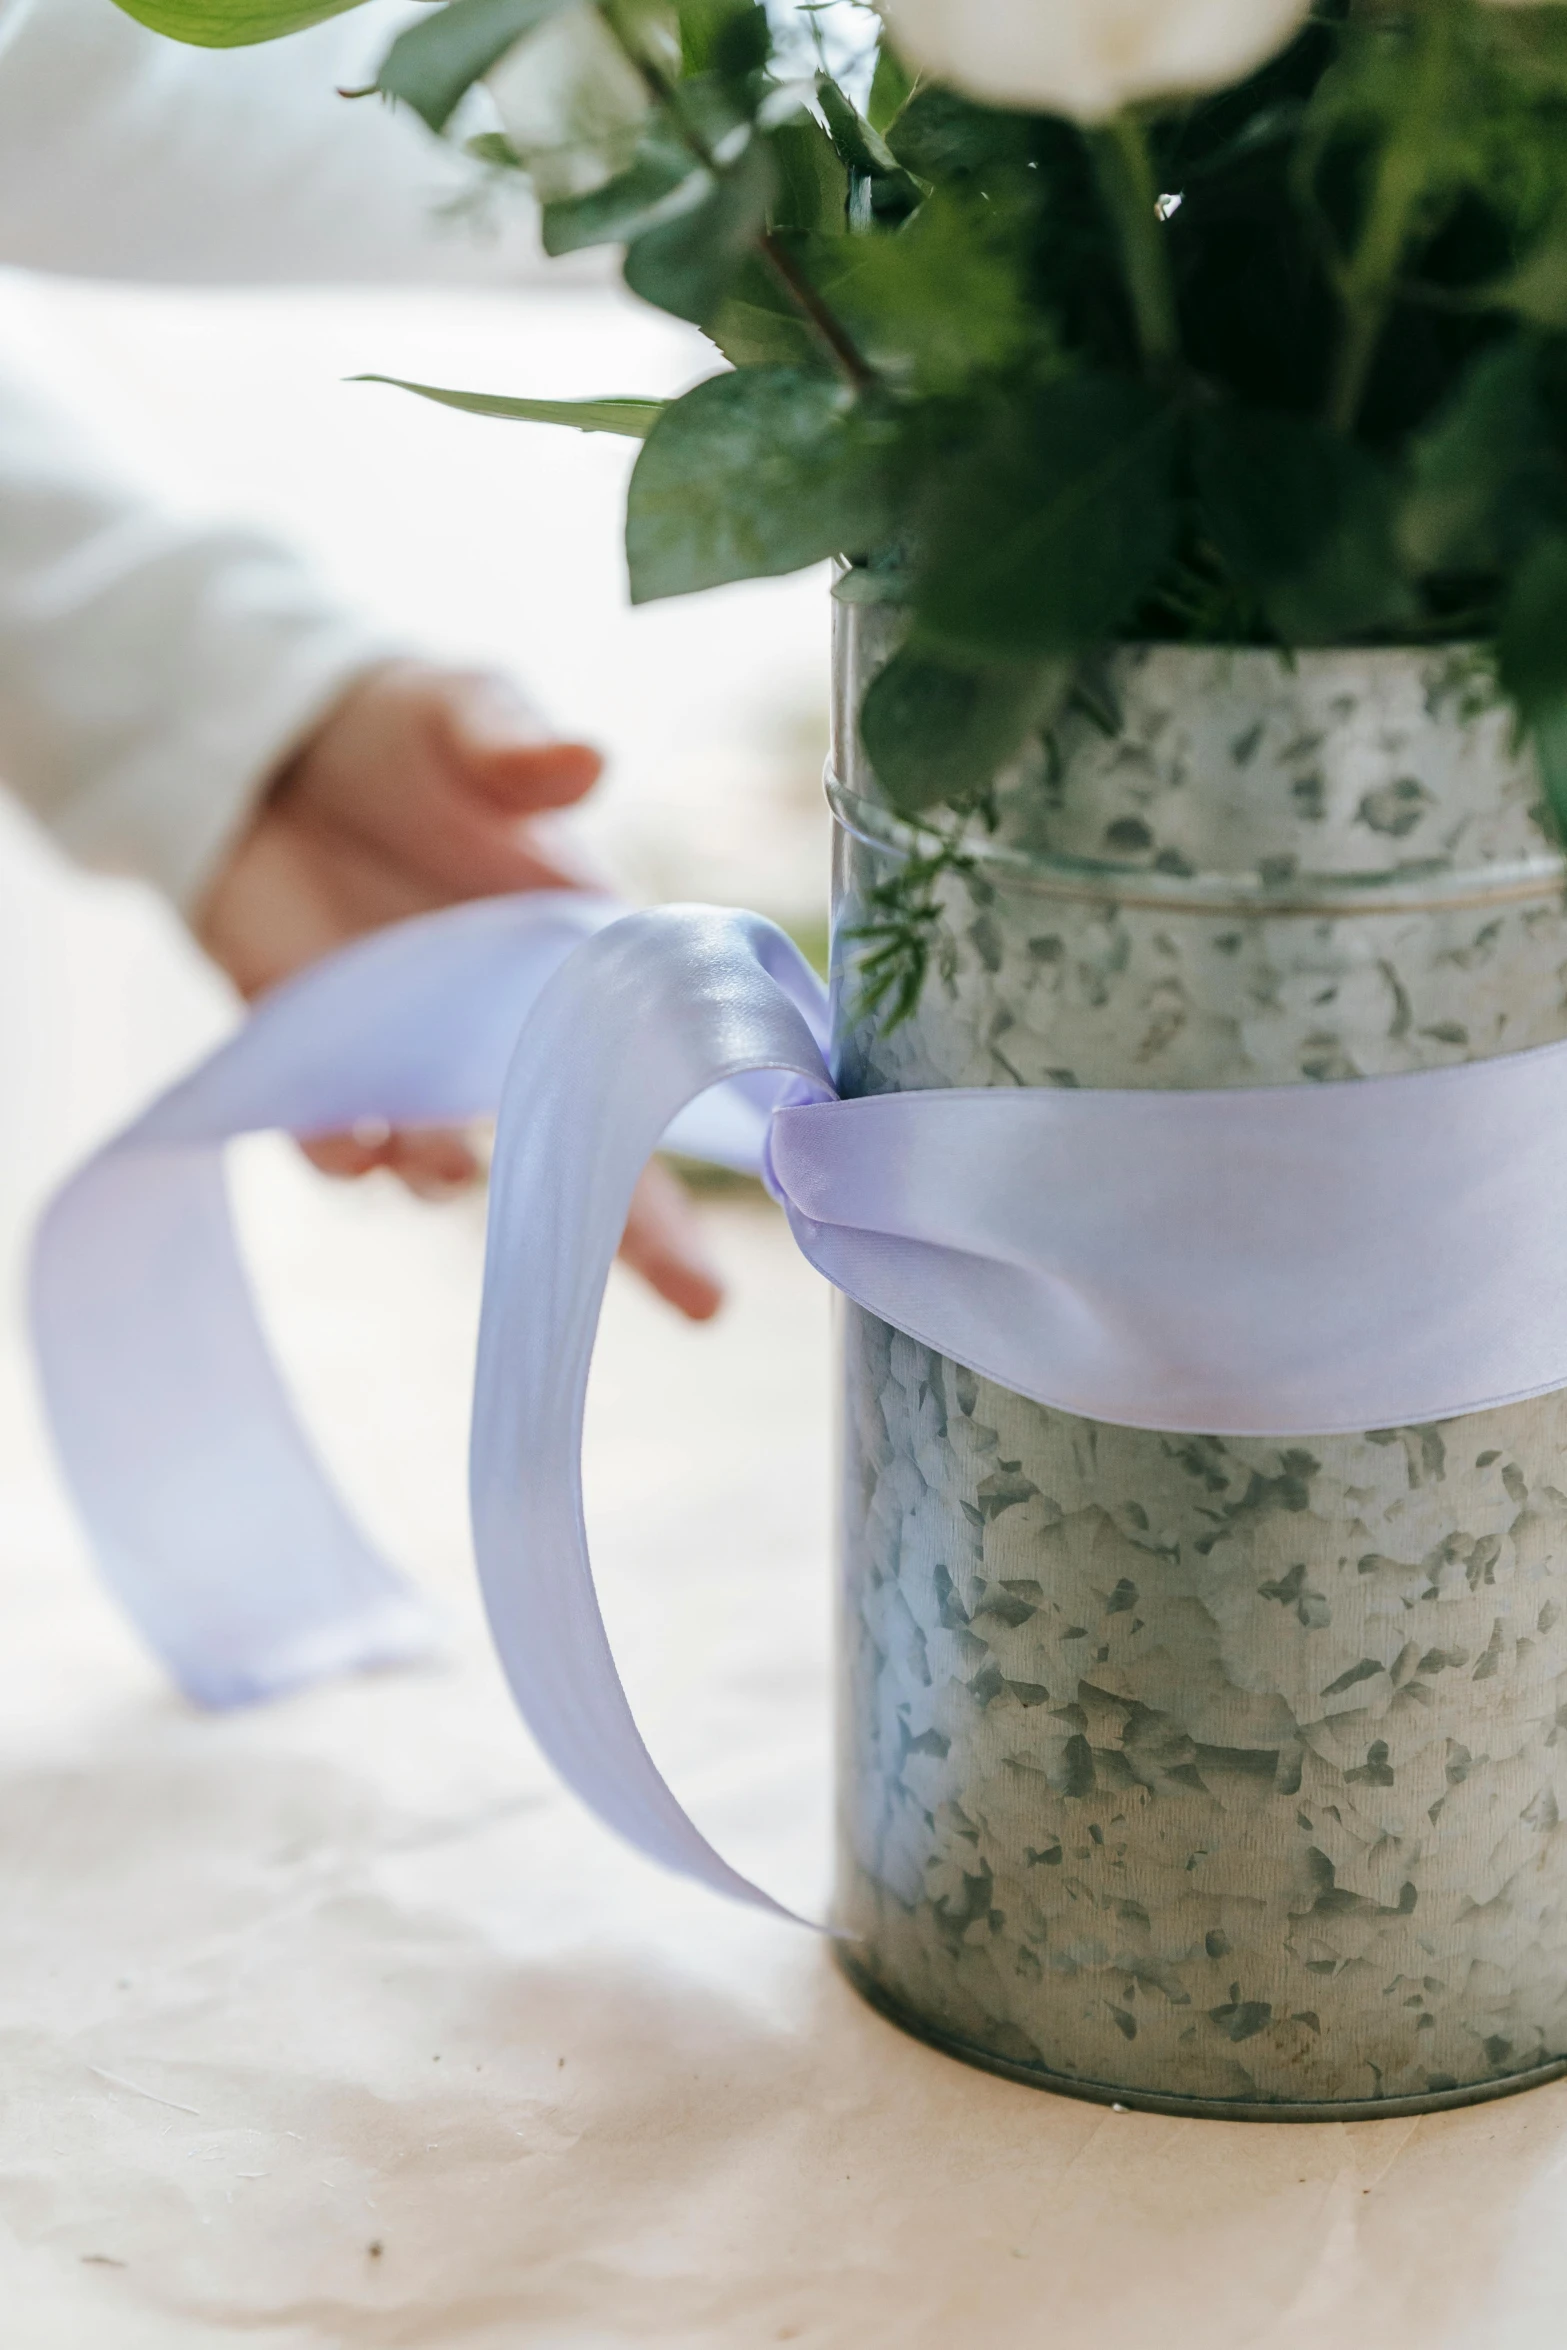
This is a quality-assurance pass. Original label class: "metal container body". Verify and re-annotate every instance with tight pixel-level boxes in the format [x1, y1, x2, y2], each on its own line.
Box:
[829, 606, 1567, 2114]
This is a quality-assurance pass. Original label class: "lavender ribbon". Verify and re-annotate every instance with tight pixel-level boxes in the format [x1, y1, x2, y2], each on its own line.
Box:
[30, 893, 1567, 1911]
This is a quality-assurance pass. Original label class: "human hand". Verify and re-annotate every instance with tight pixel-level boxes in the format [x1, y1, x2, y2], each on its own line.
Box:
[196, 660, 723, 1321]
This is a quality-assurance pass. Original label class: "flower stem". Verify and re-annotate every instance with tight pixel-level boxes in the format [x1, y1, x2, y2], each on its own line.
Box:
[758, 230, 874, 389]
[1091, 114, 1179, 375]
[597, 0, 874, 391]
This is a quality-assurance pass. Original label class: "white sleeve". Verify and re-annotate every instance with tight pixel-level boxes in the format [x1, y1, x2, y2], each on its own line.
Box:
[0, 352, 402, 908]
[0, 0, 559, 285]
[0, 0, 578, 904]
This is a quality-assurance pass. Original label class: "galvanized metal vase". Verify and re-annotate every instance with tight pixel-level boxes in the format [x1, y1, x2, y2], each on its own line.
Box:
[828, 606, 1567, 2117]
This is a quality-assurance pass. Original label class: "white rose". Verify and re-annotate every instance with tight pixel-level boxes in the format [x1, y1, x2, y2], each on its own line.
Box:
[877, 0, 1315, 123]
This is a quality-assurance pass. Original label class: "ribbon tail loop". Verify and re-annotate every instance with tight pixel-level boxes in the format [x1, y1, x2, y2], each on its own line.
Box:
[28, 893, 635, 1706]
[469, 904, 832, 1922]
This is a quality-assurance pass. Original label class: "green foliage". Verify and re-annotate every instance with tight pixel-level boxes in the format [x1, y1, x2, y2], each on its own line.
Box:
[111, 0, 365, 43]
[1192, 406, 1412, 643]
[811, 187, 1036, 396]
[541, 124, 697, 256]
[858, 646, 1067, 816]
[353, 378, 662, 435]
[1400, 344, 1567, 574]
[625, 366, 903, 599]
[842, 837, 974, 1031]
[702, 256, 825, 367]
[622, 136, 774, 325]
[768, 115, 849, 238]
[815, 74, 900, 181]
[1498, 534, 1567, 832]
[866, 39, 915, 138]
[680, 0, 770, 85]
[886, 84, 1033, 191]
[914, 376, 1179, 663]
[379, 0, 570, 133]
[106, 0, 1567, 942]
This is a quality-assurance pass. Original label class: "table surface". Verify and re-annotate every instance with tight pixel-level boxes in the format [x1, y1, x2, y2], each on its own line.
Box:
[4, 1145, 1567, 2350]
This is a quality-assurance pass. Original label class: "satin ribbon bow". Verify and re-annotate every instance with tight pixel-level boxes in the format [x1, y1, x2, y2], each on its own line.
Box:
[31, 893, 1567, 1912]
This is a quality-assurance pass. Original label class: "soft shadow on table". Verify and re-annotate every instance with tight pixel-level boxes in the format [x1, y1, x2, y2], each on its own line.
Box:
[1, 1703, 1565, 2350]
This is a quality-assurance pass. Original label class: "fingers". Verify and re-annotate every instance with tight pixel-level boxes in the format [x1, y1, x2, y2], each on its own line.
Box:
[436, 674, 604, 814]
[301, 1125, 483, 1197]
[273, 662, 607, 906]
[299, 1138, 724, 1323]
[617, 1158, 725, 1321]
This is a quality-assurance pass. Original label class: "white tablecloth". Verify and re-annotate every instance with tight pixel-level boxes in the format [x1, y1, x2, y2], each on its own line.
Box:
[4, 1145, 1567, 2349]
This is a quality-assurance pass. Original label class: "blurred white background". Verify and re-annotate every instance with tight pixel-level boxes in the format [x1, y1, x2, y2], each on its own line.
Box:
[0, 270, 833, 1288]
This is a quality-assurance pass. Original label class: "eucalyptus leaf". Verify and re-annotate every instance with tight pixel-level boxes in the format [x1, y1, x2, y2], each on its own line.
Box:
[1193, 406, 1414, 642]
[353, 378, 662, 436]
[623, 136, 775, 326]
[859, 644, 1068, 814]
[378, 0, 570, 133]
[625, 366, 904, 600]
[110, 0, 366, 43]
[915, 375, 1179, 662]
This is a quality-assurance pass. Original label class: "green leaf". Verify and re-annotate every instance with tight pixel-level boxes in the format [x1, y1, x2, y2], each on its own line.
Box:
[541, 125, 697, 256]
[1401, 344, 1564, 575]
[1497, 533, 1567, 834]
[622, 136, 774, 326]
[352, 378, 662, 436]
[703, 257, 825, 368]
[1478, 217, 1567, 329]
[859, 645, 1068, 815]
[768, 116, 849, 237]
[915, 375, 1179, 663]
[466, 130, 527, 169]
[109, 0, 367, 44]
[378, 0, 570, 134]
[816, 73, 921, 220]
[813, 188, 1035, 397]
[677, 0, 770, 82]
[886, 85, 1033, 188]
[1193, 406, 1414, 643]
[867, 40, 916, 136]
[625, 367, 904, 601]
[816, 74, 903, 181]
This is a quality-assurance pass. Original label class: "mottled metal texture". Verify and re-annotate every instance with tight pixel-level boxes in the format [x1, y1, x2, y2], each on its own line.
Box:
[828, 609, 1567, 2112]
